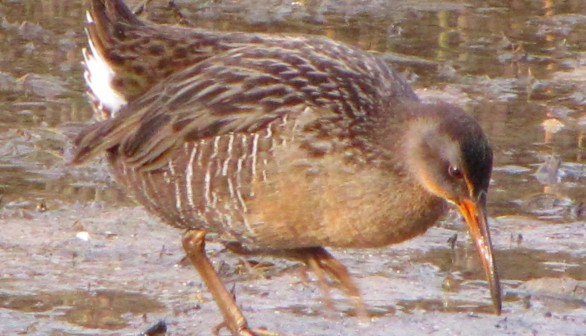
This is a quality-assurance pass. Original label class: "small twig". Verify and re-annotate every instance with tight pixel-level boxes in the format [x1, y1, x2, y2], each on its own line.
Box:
[132, 0, 154, 16]
[167, 0, 193, 26]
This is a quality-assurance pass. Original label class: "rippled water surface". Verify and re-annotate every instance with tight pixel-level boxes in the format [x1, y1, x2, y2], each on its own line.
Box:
[0, 1, 585, 335]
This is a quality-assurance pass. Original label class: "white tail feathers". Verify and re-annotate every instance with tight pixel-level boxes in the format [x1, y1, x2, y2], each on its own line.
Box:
[83, 11, 126, 117]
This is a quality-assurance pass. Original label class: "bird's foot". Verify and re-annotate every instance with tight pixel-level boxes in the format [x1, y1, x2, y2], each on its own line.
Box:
[223, 242, 369, 319]
[213, 321, 280, 336]
[295, 247, 369, 319]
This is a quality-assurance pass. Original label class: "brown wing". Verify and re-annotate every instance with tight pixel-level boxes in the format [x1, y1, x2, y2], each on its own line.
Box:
[73, 46, 312, 171]
[74, 35, 411, 171]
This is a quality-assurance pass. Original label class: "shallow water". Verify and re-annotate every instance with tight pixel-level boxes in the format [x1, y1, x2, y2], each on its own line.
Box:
[0, 0, 585, 335]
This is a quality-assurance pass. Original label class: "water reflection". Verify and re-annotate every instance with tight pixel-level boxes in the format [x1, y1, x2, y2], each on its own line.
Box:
[0, 289, 164, 330]
[412, 246, 586, 282]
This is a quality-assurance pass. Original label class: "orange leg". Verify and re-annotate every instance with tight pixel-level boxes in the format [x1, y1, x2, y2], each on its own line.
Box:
[298, 247, 368, 319]
[225, 243, 367, 318]
[182, 230, 269, 336]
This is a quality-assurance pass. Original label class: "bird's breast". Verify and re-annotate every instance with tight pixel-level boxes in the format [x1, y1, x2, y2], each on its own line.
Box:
[243, 146, 447, 249]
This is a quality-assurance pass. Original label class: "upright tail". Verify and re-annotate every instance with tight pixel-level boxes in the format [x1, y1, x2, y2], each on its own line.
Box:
[83, 0, 234, 119]
[87, 0, 143, 55]
[83, 0, 145, 118]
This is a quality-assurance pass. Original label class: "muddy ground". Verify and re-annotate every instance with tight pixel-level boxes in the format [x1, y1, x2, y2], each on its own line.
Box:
[1, 202, 584, 335]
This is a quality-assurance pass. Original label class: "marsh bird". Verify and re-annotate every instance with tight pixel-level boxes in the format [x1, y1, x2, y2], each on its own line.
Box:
[73, 0, 502, 334]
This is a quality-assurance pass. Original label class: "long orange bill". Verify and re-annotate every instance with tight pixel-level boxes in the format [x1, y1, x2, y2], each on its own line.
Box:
[457, 198, 502, 315]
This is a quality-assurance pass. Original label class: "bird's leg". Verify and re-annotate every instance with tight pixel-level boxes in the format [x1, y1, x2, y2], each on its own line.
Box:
[304, 251, 335, 312]
[181, 230, 256, 336]
[297, 247, 368, 319]
[224, 243, 368, 318]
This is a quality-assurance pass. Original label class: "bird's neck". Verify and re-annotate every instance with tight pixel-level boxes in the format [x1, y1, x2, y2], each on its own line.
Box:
[365, 100, 437, 167]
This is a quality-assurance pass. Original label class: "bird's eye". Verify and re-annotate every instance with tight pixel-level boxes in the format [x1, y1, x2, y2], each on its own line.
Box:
[448, 165, 463, 179]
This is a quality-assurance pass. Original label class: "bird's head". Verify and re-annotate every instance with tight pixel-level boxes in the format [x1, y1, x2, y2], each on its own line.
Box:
[402, 101, 502, 314]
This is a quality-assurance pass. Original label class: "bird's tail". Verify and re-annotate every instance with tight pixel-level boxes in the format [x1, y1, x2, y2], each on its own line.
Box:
[87, 0, 143, 54]
[83, 0, 146, 118]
